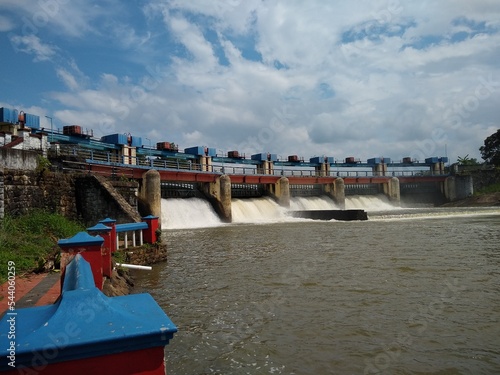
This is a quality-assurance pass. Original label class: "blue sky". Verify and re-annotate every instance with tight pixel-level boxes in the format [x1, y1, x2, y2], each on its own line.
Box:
[1, 0, 499, 163]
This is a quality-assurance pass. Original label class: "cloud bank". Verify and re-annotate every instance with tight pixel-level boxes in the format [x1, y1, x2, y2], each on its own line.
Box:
[1, 0, 499, 162]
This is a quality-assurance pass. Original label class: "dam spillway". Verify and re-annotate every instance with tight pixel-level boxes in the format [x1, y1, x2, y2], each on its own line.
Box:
[161, 195, 396, 229]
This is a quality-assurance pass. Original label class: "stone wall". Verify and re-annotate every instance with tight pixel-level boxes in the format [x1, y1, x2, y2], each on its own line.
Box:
[110, 180, 138, 209]
[468, 169, 500, 191]
[74, 175, 140, 225]
[2, 170, 78, 218]
[125, 243, 168, 266]
[1, 169, 140, 225]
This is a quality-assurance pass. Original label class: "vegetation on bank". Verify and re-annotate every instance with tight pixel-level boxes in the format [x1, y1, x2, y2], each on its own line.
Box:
[475, 182, 500, 196]
[0, 210, 84, 283]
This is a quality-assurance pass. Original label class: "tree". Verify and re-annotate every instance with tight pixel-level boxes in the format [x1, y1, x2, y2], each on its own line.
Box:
[457, 154, 479, 166]
[480, 129, 500, 167]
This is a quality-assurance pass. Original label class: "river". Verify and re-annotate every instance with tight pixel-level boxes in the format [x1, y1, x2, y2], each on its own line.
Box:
[133, 197, 500, 374]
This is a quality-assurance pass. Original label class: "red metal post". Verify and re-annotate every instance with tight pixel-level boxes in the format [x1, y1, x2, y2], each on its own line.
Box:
[100, 217, 117, 252]
[87, 223, 113, 279]
[142, 215, 159, 244]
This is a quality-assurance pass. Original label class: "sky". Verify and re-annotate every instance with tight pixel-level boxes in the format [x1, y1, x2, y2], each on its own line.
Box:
[1, 0, 499, 164]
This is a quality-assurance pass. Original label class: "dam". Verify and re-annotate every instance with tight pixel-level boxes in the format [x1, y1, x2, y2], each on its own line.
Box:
[160, 194, 398, 229]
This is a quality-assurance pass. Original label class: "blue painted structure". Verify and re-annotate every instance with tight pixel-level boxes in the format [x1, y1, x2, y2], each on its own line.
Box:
[101, 133, 129, 145]
[115, 222, 148, 232]
[368, 157, 393, 165]
[184, 146, 217, 157]
[57, 230, 104, 248]
[0, 107, 18, 124]
[251, 153, 278, 162]
[24, 113, 40, 128]
[0, 107, 40, 128]
[310, 156, 334, 164]
[0, 254, 177, 372]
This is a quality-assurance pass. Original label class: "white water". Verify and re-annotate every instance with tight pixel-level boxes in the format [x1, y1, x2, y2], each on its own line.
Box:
[345, 194, 399, 211]
[290, 196, 340, 210]
[232, 197, 288, 223]
[161, 198, 222, 230]
[162, 195, 399, 229]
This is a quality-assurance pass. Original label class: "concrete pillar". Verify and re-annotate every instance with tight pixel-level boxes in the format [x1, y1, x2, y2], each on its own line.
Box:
[383, 177, 400, 205]
[220, 175, 232, 221]
[459, 175, 474, 198]
[444, 175, 473, 201]
[334, 177, 345, 209]
[256, 161, 265, 174]
[444, 176, 456, 201]
[315, 162, 329, 177]
[325, 162, 331, 176]
[373, 163, 388, 176]
[431, 162, 441, 175]
[139, 170, 162, 226]
[202, 175, 232, 222]
[120, 145, 136, 165]
[200, 156, 213, 172]
[256, 161, 274, 175]
[272, 176, 290, 207]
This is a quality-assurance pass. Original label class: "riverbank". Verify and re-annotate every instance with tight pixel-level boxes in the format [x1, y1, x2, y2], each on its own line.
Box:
[0, 210, 84, 283]
[0, 255, 146, 316]
[0, 209, 167, 302]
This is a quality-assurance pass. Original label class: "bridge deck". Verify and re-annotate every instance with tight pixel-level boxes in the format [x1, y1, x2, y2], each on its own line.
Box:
[79, 161, 448, 184]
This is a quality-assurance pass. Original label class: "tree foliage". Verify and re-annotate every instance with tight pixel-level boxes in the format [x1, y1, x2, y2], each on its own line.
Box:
[457, 154, 480, 166]
[479, 129, 500, 166]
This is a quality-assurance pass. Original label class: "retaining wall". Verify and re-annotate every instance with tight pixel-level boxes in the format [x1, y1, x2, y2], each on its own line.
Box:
[0, 169, 139, 225]
[2, 170, 77, 218]
[75, 175, 140, 225]
[0, 148, 39, 170]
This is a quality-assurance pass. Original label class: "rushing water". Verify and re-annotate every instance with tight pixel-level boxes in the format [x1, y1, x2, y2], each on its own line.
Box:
[135, 199, 500, 374]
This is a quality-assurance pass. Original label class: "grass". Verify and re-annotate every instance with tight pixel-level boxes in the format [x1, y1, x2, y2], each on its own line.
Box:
[475, 182, 500, 196]
[0, 210, 84, 283]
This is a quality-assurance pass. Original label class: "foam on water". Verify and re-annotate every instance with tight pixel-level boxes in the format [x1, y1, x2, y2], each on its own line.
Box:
[162, 195, 400, 229]
[161, 198, 222, 229]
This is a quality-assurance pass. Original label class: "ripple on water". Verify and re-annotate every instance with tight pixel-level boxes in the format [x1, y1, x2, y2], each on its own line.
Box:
[132, 213, 500, 374]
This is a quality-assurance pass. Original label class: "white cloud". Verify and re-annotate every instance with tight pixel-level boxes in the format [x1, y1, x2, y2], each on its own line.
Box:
[0, 15, 14, 32]
[56, 68, 79, 91]
[9, 34, 57, 62]
[5, 0, 499, 163]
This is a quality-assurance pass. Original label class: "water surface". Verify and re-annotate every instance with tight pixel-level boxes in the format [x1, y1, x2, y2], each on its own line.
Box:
[134, 207, 500, 374]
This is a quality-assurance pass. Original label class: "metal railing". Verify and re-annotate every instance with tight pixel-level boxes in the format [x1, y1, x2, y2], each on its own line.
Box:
[49, 145, 448, 178]
[115, 222, 149, 249]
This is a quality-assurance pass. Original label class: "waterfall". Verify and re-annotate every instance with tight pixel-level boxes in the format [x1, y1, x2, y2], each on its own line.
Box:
[162, 195, 398, 229]
[231, 197, 287, 223]
[345, 195, 398, 210]
[161, 198, 222, 230]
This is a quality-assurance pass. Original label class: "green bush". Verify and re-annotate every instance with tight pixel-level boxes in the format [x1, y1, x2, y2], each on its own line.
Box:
[0, 210, 84, 283]
[475, 182, 500, 195]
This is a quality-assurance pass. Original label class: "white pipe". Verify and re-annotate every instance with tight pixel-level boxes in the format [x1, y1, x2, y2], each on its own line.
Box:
[116, 263, 152, 271]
